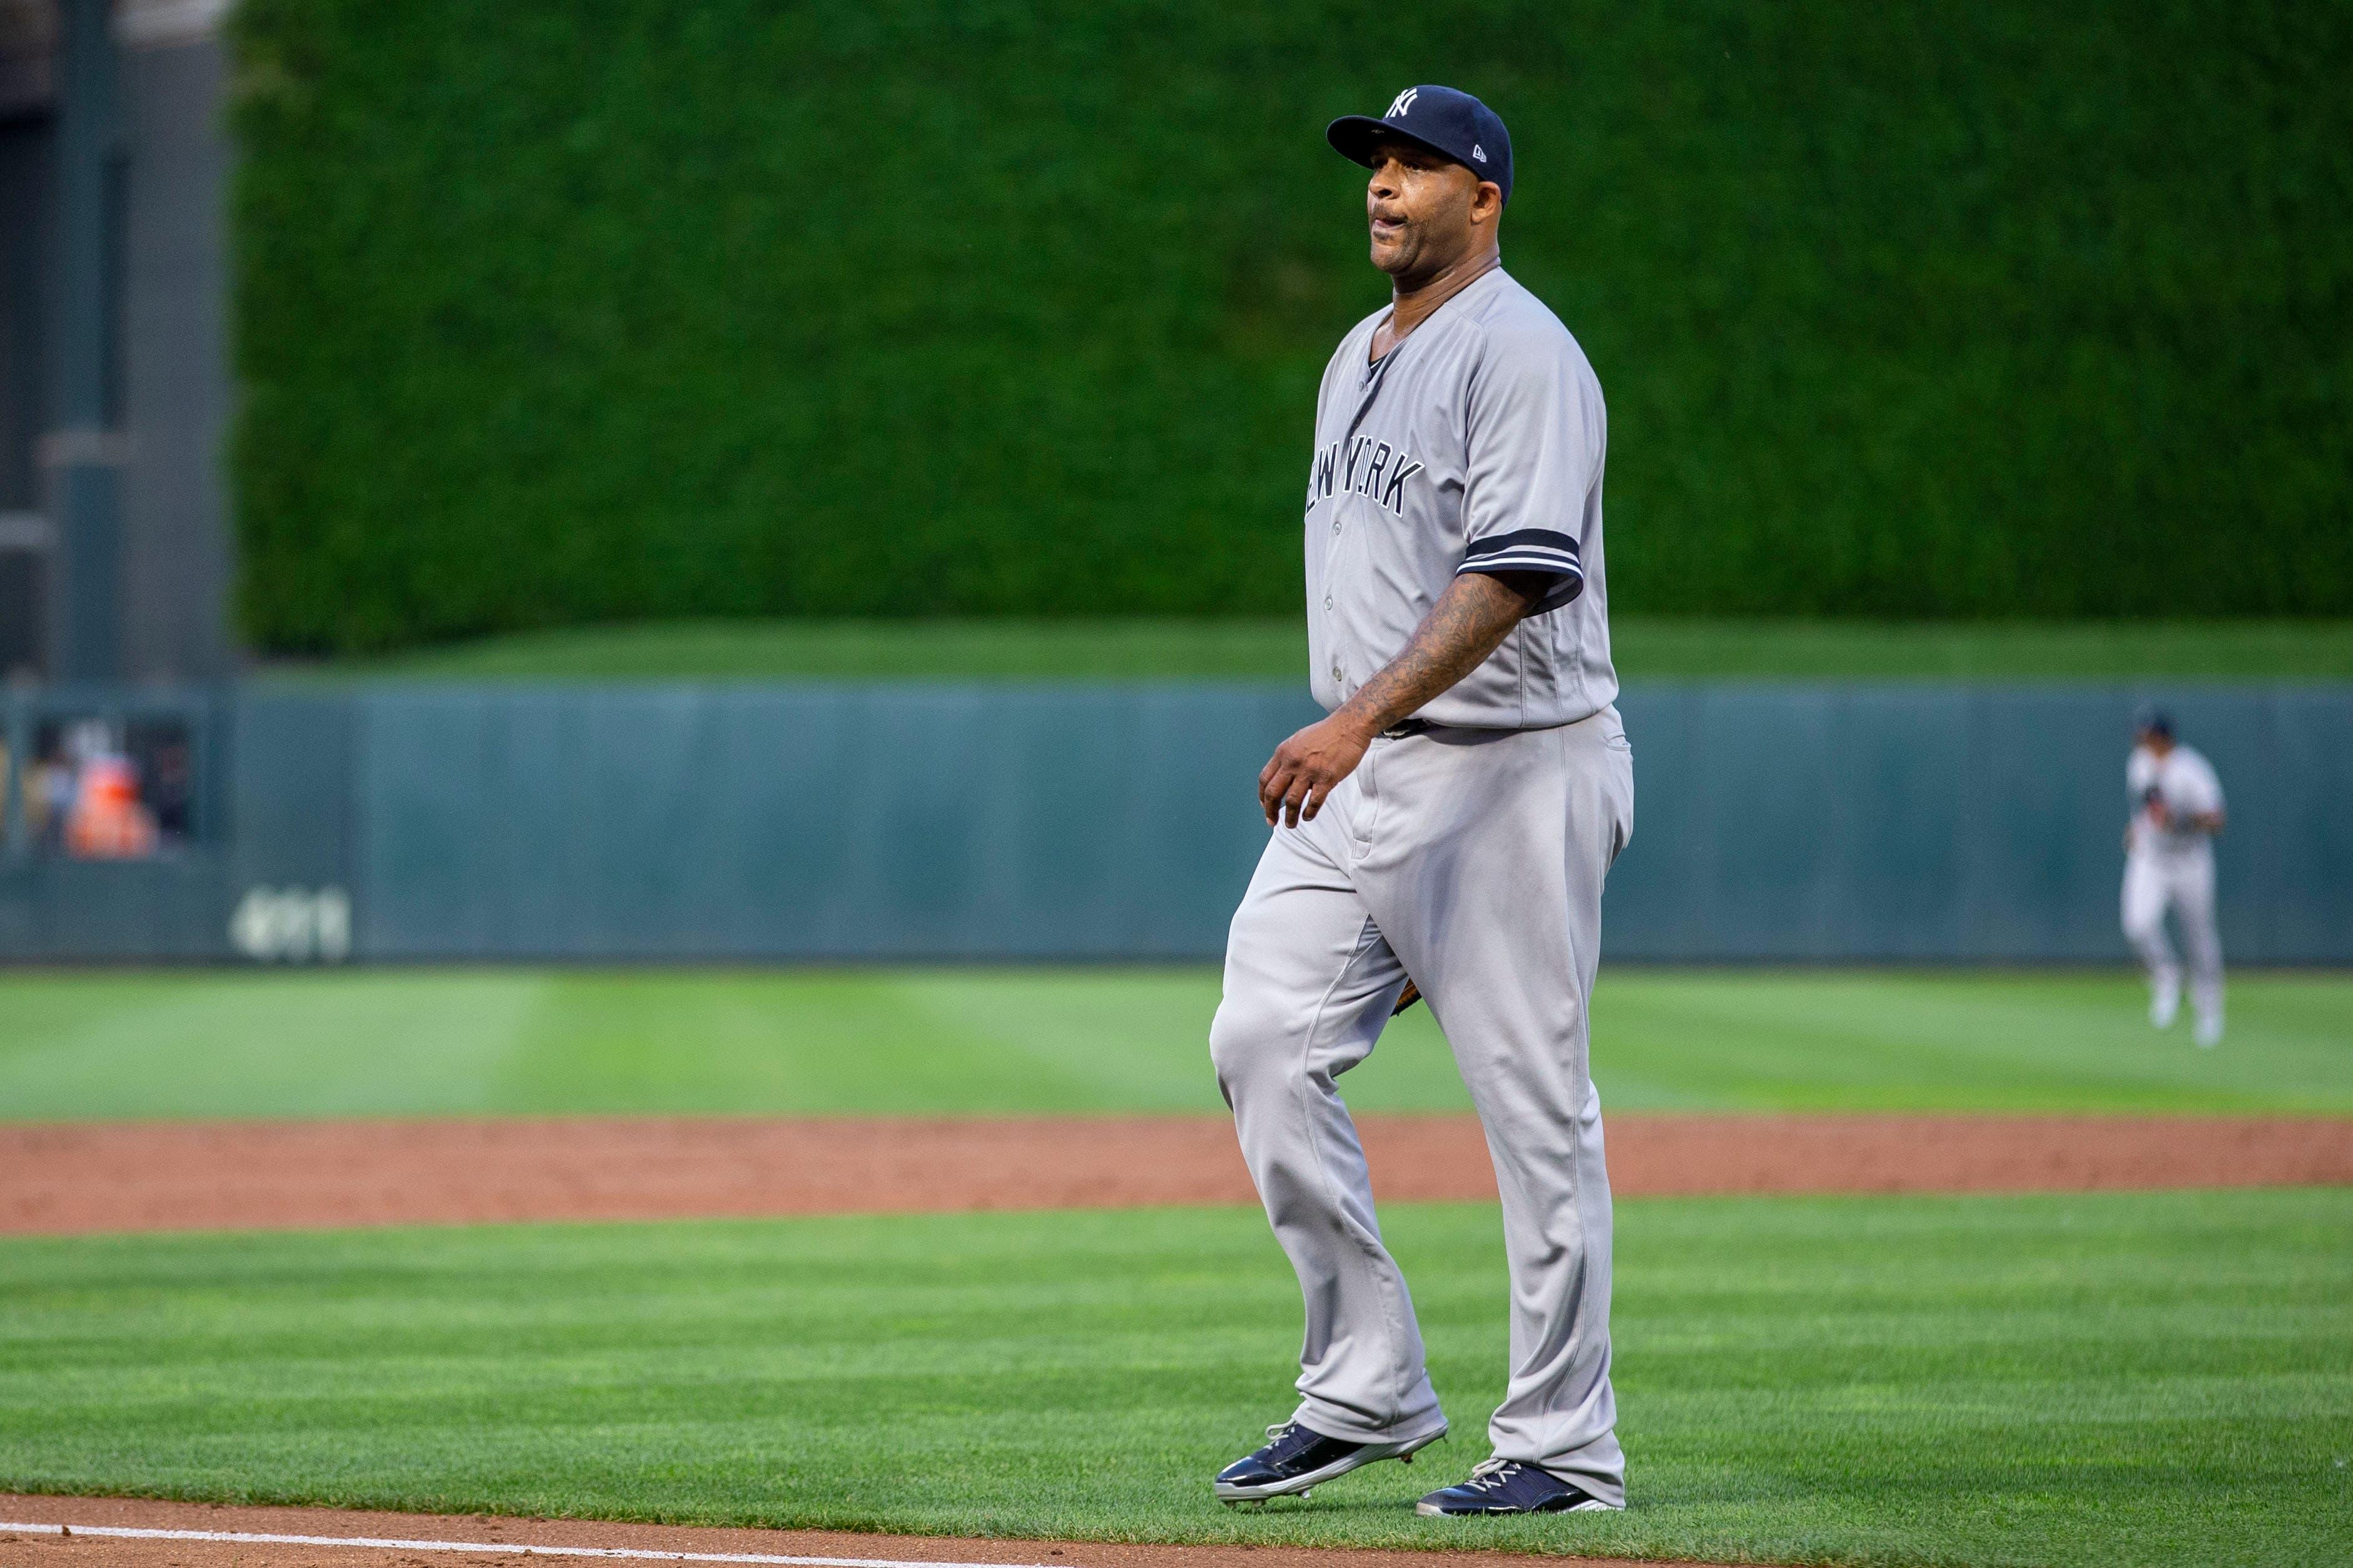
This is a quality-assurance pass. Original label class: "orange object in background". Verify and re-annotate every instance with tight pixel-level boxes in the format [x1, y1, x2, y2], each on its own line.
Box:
[65, 756, 158, 859]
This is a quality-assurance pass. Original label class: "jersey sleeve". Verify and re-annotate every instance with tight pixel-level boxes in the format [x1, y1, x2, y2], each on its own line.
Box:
[1457, 325, 1597, 617]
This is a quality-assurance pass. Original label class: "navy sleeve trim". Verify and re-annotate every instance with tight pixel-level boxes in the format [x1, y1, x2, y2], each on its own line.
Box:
[1460, 528, 1580, 573]
[1456, 529, 1584, 615]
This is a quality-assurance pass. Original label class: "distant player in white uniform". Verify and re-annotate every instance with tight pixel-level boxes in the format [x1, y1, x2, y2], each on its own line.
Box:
[1207, 87, 1632, 1518]
[2122, 707, 2226, 1046]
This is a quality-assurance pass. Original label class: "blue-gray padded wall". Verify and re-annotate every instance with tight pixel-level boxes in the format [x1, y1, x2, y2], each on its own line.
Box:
[1, 846, 223, 959]
[1605, 684, 2349, 962]
[2269, 689, 2353, 959]
[1600, 687, 1984, 961]
[344, 682, 2350, 964]
[4, 680, 2344, 963]
[352, 684, 1318, 959]
[228, 690, 357, 895]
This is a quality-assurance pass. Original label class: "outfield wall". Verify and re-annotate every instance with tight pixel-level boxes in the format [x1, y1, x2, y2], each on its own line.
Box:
[3, 684, 2347, 964]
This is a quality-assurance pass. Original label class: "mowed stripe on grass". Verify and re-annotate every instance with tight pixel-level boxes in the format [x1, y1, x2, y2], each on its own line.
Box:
[1, 1192, 2346, 1567]
[2, 969, 2347, 1123]
[7, 1113, 2353, 1236]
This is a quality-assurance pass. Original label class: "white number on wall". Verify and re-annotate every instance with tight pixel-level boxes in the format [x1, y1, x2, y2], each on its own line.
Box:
[230, 886, 353, 963]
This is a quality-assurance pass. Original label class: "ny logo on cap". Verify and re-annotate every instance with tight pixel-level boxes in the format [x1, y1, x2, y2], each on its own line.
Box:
[1386, 87, 1419, 118]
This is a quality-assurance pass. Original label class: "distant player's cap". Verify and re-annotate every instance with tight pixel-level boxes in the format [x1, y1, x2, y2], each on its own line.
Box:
[2133, 704, 2174, 739]
[1328, 86, 1513, 206]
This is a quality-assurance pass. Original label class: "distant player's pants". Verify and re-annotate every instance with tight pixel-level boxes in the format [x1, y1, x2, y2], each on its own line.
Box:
[1209, 707, 1634, 1504]
[2122, 847, 2222, 1027]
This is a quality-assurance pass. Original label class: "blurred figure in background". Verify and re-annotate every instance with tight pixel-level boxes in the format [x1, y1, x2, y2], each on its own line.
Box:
[24, 736, 74, 853]
[32, 720, 159, 861]
[145, 734, 196, 841]
[66, 751, 159, 858]
[2123, 708, 2225, 1047]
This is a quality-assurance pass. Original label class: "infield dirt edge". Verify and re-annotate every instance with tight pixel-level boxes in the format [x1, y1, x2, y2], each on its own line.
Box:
[7, 1111, 2350, 1236]
[0, 1494, 1737, 1568]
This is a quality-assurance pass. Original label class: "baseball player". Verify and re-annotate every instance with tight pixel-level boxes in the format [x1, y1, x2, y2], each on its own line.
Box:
[1207, 86, 1632, 1517]
[2122, 708, 2227, 1046]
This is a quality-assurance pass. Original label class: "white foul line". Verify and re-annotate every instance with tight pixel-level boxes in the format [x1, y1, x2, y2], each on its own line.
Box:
[0, 1522, 1057, 1568]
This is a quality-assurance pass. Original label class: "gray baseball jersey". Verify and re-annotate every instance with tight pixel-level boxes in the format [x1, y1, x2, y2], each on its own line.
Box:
[2127, 742, 2225, 856]
[1305, 266, 1614, 729]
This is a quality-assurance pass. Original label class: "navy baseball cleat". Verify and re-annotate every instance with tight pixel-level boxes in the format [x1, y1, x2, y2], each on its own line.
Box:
[1214, 1420, 1445, 1504]
[1416, 1459, 1620, 1516]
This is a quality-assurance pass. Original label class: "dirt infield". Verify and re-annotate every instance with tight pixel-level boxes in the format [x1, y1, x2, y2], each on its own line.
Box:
[4, 1113, 2348, 1236]
[0, 1495, 1728, 1568]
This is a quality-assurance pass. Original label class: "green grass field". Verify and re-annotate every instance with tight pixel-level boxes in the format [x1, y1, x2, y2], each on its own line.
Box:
[4, 1192, 2348, 1567]
[6, 965, 2348, 1567]
[290, 617, 2353, 683]
[3, 967, 2349, 1122]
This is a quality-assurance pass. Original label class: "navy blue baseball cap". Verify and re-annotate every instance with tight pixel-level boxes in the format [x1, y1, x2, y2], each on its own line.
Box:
[2133, 704, 2174, 739]
[1328, 86, 1513, 205]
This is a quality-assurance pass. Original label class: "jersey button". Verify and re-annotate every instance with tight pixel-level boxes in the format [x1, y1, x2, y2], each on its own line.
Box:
[1331, 519, 1342, 534]
[1323, 595, 1333, 610]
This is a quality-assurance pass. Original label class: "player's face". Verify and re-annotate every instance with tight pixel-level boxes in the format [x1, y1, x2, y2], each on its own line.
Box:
[1365, 138, 1495, 280]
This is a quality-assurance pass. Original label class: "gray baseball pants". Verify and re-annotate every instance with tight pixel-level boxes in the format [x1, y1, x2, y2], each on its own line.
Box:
[1209, 705, 1634, 1503]
[2122, 845, 2223, 1026]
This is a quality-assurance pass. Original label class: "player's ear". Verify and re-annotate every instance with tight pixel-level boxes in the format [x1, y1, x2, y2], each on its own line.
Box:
[1472, 180, 1504, 226]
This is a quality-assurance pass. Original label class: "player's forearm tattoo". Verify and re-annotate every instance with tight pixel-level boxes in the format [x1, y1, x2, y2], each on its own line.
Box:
[1336, 572, 1537, 736]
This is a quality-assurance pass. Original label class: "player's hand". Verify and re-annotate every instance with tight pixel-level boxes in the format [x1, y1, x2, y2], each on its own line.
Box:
[1258, 714, 1375, 828]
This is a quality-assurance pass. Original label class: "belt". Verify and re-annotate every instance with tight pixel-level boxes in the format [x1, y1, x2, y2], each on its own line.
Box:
[1380, 718, 1433, 740]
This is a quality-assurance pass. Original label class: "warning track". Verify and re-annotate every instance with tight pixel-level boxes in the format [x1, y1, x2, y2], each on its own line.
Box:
[4, 1113, 2348, 1236]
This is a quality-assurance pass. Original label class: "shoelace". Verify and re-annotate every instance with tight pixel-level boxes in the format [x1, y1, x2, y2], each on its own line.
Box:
[1258, 1422, 1316, 1462]
[1464, 1459, 1522, 1492]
